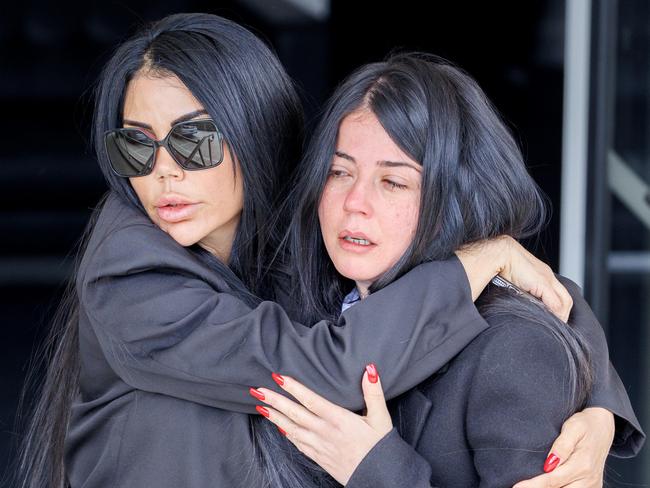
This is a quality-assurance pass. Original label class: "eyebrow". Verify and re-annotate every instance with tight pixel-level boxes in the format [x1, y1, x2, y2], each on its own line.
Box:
[334, 150, 422, 173]
[123, 109, 209, 130]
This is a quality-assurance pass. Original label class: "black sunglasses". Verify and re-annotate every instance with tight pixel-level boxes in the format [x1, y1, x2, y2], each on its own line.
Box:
[104, 119, 224, 177]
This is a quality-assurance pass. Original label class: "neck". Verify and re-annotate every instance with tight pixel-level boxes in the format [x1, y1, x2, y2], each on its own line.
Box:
[198, 215, 240, 264]
[355, 281, 371, 299]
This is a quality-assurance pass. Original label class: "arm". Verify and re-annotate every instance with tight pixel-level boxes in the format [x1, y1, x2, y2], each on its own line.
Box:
[344, 322, 578, 488]
[345, 429, 435, 488]
[80, 221, 488, 415]
[558, 277, 645, 458]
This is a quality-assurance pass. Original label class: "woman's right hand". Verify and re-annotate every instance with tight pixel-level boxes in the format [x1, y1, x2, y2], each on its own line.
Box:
[455, 235, 573, 322]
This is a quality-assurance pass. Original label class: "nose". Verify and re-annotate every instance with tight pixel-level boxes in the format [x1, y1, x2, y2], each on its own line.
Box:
[342, 178, 373, 217]
[152, 146, 184, 180]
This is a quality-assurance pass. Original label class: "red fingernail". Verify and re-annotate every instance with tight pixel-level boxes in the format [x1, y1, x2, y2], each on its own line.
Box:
[256, 405, 270, 418]
[366, 363, 378, 384]
[249, 387, 265, 401]
[278, 426, 287, 436]
[272, 372, 285, 386]
[543, 453, 560, 472]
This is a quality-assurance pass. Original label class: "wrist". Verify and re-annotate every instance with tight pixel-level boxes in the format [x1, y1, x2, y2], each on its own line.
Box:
[493, 235, 513, 277]
[456, 237, 508, 301]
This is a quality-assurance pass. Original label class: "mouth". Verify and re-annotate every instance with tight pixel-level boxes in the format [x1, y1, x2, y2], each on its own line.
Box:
[338, 231, 377, 252]
[154, 195, 199, 223]
[342, 236, 372, 246]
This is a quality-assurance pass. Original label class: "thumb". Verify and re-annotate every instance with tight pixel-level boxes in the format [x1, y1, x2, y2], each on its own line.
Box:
[362, 363, 392, 434]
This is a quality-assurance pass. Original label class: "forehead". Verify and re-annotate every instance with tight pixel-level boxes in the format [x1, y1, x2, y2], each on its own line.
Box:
[337, 110, 416, 165]
[122, 74, 204, 124]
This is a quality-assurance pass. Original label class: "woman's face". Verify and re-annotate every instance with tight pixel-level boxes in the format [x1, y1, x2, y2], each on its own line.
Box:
[318, 109, 422, 295]
[124, 73, 244, 261]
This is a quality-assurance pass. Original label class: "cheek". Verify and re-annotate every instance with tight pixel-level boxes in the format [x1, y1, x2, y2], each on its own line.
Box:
[128, 176, 161, 224]
[385, 200, 420, 254]
[128, 177, 149, 205]
[198, 163, 244, 212]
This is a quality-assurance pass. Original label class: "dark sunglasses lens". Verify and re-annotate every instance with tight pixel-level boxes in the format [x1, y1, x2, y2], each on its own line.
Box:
[105, 129, 155, 177]
[168, 120, 223, 170]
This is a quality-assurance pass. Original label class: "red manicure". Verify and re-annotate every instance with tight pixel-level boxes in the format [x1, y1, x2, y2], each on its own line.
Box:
[256, 405, 270, 418]
[249, 387, 265, 401]
[366, 363, 378, 384]
[272, 372, 285, 386]
[543, 453, 560, 472]
[278, 426, 287, 436]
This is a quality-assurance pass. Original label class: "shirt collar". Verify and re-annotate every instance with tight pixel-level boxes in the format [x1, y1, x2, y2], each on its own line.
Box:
[341, 287, 361, 312]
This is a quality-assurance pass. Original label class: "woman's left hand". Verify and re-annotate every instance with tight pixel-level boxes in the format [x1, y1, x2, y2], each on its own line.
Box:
[249, 364, 393, 485]
[513, 407, 615, 488]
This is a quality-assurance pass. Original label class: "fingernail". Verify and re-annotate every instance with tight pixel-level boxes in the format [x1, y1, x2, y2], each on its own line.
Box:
[272, 372, 285, 386]
[249, 387, 265, 401]
[543, 453, 560, 472]
[366, 363, 378, 384]
[278, 426, 287, 436]
[256, 405, 270, 418]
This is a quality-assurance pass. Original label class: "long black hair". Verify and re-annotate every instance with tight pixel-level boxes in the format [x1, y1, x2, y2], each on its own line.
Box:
[288, 52, 592, 414]
[14, 13, 330, 488]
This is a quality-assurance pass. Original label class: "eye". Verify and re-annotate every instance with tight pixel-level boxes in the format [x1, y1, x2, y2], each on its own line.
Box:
[328, 168, 350, 178]
[177, 123, 199, 137]
[384, 179, 408, 190]
[124, 129, 153, 145]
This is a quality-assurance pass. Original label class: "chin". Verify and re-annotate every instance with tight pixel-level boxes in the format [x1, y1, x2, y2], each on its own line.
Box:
[165, 225, 202, 248]
[333, 261, 380, 284]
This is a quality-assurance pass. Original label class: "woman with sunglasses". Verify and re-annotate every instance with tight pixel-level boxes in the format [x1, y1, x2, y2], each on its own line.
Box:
[16, 13, 641, 488]
[246, 53, 645, 487]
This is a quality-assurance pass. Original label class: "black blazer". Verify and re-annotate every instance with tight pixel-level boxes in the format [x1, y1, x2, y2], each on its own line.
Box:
[65, 192, 490, 487]
[65, 192, 644, 487]
[346, 279, 645, 488]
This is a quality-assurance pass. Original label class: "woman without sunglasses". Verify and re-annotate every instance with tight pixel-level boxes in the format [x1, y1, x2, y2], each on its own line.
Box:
[248, 53, 645, 487]
[15, 14, 642, 488]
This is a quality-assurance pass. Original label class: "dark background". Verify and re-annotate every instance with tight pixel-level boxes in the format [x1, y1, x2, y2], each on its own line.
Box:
[1, 0, 643, 485]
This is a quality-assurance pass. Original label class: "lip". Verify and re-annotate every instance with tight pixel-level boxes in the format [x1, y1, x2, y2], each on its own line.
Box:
[155, 194, 198, 208]
[338, 230, 377, 253]
[154, 194, 200, 223]
[338, 230, 374, 243]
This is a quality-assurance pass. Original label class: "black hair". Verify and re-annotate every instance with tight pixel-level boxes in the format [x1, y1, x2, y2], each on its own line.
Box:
[13, 13, 330, 488]
[288, 52, 592, 415]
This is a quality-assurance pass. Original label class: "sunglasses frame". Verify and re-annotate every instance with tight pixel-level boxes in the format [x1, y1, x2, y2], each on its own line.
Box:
[104, 118, 224, 178]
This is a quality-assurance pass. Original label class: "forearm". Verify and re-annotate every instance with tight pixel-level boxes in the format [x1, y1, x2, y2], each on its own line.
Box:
[85, 230, 487, 414]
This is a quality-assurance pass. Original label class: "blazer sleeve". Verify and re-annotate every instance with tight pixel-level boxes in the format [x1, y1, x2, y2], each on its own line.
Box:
[345, 429, 435, 488]
[78, 221, 488, 415]
[559, 277, 645, 458]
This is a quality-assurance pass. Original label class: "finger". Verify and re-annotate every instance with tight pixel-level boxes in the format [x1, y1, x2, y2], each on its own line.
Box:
[549, 277, 573, 322]
[548, 414, 588, 469]
[252, 386, 326, 431]
[361, 364, 392, 432]
[270, 372, 343, 421]
[260, 404, 321, 451]
[512, 458, 586, 488]
[536, 282, 564, 320]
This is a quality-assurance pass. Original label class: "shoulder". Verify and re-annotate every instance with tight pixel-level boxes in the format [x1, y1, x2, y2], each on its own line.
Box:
[460, 309, 573, 400]
[469, 312, 568, 363]
[77, 192, 202, 289]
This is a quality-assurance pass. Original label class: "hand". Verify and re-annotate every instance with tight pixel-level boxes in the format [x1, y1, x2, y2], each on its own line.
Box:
[455, 235, 573, 321]
[513, 407, 615, 488]
[248, 364, 393, 485]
